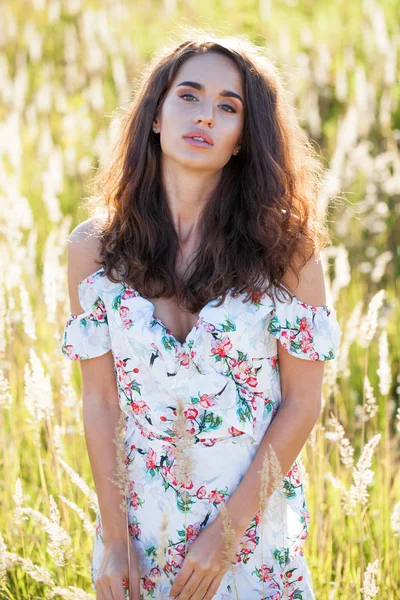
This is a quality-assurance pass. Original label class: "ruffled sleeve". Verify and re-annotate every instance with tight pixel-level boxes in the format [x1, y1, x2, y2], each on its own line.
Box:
[267, 287, 341, 361]
[61, 273, 112, 361]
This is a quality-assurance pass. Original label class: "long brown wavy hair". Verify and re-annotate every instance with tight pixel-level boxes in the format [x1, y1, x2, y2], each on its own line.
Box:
[86, 30, 331, 314]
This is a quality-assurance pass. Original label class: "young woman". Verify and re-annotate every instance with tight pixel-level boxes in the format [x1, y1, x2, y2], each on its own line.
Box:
[61, 33, 341, 600]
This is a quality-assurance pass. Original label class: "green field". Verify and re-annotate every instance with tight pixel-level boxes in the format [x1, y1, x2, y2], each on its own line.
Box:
[0, 0, 399, 598]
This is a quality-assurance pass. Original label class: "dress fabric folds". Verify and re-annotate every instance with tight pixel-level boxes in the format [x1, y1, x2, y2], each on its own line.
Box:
[61, 268, 341, 599]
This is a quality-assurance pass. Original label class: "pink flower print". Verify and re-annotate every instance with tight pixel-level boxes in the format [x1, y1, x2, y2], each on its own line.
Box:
[232, 360, 251, 383]
[115, 357, 128, 368]
[196, 486, 207, 499]
[129, 491, 141, 510]
[186, 523, 201, 540]
[201, 437, 217, 446]
[280, 330, 290, 350]
[199, 394, 216, 409]
[228, 426, 244, 437]
[64, 345, 78, 360]
[131, 399, 150, 415]
[119, 305, 133, 328]
[309, 351, 319, 360]
[211, 336, 232, 358]
[118, 368, 132, 386]
[300, 332, 314, 354]
[145, 448, 157, 470]
[150, 566, 161, 578]
[240, 534, 257, 555]
[179, 352, 190, 368]
[258, 564, 275, 583]
[251, 289, 265, 304]
[299, 316, 312, 333]
[247, 376, 258, 388]
[122, 289, 136, 300]
[128, 522, 141, 538]
[203, 322, 216, 332]
[283, 581, 296, 599]
[167, 544, 185, 569]
[93, 303, 106, 321]
[142, 575, 155, 592]
[119, 305, 130, 318]
[184, 407, 199, 420]
[209, 490, 225, 505]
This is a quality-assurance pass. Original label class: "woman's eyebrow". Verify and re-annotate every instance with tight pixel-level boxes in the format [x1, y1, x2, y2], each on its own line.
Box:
[176, 80, 243, 106]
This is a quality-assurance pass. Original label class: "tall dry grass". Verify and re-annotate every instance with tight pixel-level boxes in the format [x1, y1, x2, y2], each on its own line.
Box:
[0, 0, 399, 598]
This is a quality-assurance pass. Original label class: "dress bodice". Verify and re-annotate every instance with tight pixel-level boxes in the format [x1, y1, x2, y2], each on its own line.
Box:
[61, 267, 341, 444]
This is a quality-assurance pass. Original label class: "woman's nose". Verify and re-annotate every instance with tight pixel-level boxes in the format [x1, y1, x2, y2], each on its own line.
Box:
[195, 102, 214, 126]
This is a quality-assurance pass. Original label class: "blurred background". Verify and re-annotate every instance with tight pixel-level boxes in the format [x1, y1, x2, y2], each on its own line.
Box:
[0, 0, 399, 598]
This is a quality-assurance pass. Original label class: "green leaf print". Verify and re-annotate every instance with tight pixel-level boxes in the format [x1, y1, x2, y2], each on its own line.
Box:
[145, 545, 157, 558]
[161, 332, 176, 351]
[112, 294, 122, 312]
[176, 493, 195, 513]
[201, 413, 223, 431]
[220, 317, 236, 332]
[272, 546, 290, 568]
[236, 349, 248, 361]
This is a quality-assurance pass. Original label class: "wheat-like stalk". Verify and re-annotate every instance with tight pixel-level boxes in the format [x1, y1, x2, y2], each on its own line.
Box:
[326, 412, 355, 468]
[13, 500, 73, 568]
[364, 375, 378, 419]
[58, 495, 96, 536]
[46, 585, 95, 599]
[358, 290, 385, 349]
[342, 434, 381, 516]
[56, 455, 99, 511]
[218, 501, 240, 598]
[5, 552, 55, 586]
[108, 411, 134, 598]
[377, 330, 391, 396]
[153, 505, 170, 591]
[360, 558, 380, 599]
[257, 443, 284, 599]
[170, 396, 195, 489]
[109, 411, 131, 514]
[0, 531, 7, 589]
[170, 396, 195, 562]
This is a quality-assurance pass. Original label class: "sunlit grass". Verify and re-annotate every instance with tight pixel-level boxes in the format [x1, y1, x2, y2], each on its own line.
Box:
[0, 0, 399, 598]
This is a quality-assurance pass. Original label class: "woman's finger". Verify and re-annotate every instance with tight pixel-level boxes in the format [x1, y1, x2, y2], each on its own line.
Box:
[190, 574, 216, 600]
[96, 577, 114, 600]
[169, 562, 195, 598]
[110, 578, 129, 600]
[202, 573, 225, 600]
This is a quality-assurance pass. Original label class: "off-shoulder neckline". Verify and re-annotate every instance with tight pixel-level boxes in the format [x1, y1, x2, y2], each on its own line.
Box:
[78, 267, 332, 315]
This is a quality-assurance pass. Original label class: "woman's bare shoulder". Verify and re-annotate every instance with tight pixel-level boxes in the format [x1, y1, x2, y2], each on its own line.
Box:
[67, 218, 105, 312]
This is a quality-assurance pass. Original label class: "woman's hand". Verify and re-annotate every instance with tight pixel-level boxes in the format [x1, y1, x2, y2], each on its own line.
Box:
[95, 537, 141, 600]
[168, 514, 246, 600]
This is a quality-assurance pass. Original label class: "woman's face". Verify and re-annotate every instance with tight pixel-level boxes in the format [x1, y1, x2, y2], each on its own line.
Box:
[154, 52, 245, 171]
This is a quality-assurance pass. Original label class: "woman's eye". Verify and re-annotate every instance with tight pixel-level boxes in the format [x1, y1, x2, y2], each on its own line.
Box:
[180, 93, 197, 101]
[220, 104, 236, 113]
[179, 94, 236, 113]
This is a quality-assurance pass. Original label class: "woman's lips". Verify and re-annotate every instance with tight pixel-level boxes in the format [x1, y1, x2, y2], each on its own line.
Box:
[183, 137, 213, 149]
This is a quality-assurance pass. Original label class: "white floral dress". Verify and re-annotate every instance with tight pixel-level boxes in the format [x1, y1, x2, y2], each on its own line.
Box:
[61, 267, 341, 599]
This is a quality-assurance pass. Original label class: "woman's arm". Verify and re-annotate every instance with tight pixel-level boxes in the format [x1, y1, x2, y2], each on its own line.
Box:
[217, 252, 328, 529]
[67, 220, 127, 545]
